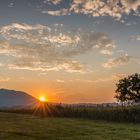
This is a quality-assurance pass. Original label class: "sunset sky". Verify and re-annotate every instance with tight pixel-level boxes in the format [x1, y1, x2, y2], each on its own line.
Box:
[0, 0, 140, 103]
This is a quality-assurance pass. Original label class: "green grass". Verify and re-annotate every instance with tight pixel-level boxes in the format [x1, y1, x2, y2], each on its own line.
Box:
[0, 112, 140, 140]
[2, 104, 140, 123]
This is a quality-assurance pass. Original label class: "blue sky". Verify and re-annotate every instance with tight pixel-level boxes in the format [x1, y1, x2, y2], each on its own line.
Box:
[0, 0, 140, 103]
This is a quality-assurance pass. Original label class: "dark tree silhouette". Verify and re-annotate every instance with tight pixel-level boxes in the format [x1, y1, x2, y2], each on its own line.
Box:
[115, 73, 140, 103]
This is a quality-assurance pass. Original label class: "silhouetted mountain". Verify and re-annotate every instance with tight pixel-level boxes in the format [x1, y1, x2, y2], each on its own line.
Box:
[0, 89, 38, 107]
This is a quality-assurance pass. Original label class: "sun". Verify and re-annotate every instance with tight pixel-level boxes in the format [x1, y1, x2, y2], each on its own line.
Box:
[39, 95, 47, 102]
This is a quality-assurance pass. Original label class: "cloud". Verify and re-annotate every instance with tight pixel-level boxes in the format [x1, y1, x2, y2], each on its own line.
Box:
[0, 23, 115, 73]
[72, 73, 127, 83]
[0, 63, 5, 67]
[121, 0, 140, 11]
[40, 0, 140, 20]
[102, 54, 137, 68]
[43, 8, 69, 16]
[90, 74, 125, 83]
[99, 49, 113, 56]
[0, 77, 10, 82]
[8, 60, 85, 73]
[56, 79, 65, 83]
[47, 0, 62, 5]
[136, 35, 140, 41]
[112, 73, 127, 79]
[8, 2, 14, 8]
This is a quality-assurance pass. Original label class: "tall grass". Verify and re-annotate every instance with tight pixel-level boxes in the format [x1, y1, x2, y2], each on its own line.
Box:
[0, 103, 140, 123]
[54, 105, 140, 123]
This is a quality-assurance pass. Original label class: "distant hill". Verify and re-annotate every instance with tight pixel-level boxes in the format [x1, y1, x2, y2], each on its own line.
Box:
[0, 89, 38, 108]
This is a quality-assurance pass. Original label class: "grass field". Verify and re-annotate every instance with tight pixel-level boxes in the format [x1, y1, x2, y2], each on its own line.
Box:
[0, 112, 140, 140]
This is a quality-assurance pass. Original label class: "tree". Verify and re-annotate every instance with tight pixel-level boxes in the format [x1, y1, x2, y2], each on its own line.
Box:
[115, 73, 140, 103]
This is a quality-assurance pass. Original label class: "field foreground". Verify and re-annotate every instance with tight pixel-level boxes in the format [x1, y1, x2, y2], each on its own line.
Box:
[0, 112, 140, 140]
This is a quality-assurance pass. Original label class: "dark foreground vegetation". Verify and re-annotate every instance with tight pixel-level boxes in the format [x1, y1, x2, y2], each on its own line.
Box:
[0, 112, 140, 140]
[1, 103, 140, 123]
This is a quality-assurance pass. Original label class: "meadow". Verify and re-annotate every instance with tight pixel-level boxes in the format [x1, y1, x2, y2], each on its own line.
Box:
[0, 112, 140, 140]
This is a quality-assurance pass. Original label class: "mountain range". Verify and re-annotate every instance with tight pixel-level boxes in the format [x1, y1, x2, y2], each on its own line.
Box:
[0, 89, 38, 108]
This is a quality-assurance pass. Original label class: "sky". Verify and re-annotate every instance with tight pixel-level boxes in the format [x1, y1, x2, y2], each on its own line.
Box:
[0, 0, 140, 103]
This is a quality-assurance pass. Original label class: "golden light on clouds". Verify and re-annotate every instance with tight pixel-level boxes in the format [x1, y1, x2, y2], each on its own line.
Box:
[0, 0, 139, 104]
